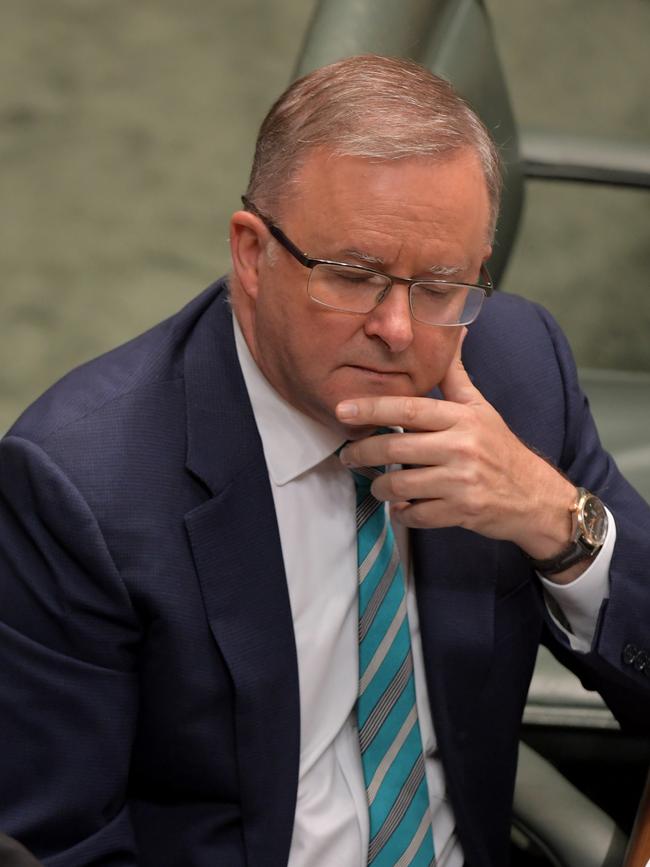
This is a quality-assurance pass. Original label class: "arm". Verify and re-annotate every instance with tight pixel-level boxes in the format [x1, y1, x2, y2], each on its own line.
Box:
[532, 304, 650, 724]
[336, 306, 650, 718]
[0, 435, 140, 864]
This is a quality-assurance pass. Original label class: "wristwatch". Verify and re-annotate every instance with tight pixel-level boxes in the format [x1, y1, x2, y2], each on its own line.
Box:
[530, 487, 608, 576]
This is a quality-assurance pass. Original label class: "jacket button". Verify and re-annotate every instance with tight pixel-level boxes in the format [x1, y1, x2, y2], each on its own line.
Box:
[623, 644, 638, 665]
[634, 650, 648, 672]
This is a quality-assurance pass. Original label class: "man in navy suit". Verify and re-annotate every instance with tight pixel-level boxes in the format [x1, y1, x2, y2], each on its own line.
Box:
[1, 55, 649, 866]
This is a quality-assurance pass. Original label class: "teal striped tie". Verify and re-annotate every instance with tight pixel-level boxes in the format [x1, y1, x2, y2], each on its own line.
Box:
[353, 466, 435, 866]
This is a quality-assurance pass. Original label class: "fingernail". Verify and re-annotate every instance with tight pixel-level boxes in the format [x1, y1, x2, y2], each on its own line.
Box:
[337, 401, 359, 419]
[339, 448, 352, 466]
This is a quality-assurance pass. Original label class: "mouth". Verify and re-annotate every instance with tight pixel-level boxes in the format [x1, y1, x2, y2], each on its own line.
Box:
[346, 364, 407, 378]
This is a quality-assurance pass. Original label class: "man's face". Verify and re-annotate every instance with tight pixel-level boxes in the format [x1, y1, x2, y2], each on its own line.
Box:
[233, 148, 491, 432]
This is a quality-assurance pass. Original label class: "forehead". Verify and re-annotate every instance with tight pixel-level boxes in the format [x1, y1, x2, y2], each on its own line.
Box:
[280, 148, 490, 264]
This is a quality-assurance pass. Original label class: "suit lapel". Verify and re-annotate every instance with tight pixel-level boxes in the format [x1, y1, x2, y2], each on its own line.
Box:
[183, 285, 299, 867]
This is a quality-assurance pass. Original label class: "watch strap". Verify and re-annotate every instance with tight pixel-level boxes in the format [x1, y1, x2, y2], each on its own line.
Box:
[529, 487, 606, 576]
[529, 538, 596, 576]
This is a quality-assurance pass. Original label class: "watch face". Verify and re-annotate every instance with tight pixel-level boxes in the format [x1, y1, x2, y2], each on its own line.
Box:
[581, 495, 608, 547]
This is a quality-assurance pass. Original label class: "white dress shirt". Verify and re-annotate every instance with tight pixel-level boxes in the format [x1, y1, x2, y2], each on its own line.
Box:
[232, 315, 613, 865]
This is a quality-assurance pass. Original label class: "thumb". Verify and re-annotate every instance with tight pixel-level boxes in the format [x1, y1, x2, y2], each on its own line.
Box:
[439, 328, 481, 405]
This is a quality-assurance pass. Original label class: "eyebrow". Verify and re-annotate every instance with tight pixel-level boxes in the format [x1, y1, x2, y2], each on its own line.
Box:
[340, 248, 385, 266]
[339, 249, 468, 278]
[427, 262, 467, 278]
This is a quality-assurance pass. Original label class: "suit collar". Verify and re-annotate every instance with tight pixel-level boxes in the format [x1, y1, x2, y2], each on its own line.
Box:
[232, 314, 343, 486]
[183, 281, 260, 495]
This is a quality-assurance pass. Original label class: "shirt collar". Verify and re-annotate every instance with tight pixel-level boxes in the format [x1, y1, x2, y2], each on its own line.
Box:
[233, 315, 345, 486]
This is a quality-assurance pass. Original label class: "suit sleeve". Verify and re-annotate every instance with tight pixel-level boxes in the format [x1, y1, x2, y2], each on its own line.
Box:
[534, 304, 650, 730]
[0, 435, 140, 865]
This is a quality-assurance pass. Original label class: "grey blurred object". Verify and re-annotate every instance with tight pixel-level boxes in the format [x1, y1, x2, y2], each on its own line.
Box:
[521, 132, 650, 190]
[295, 0, 649, 863]
[0, 833, 43, 867]
[584, 370, 650, 503]
[513, 743, 627, 867]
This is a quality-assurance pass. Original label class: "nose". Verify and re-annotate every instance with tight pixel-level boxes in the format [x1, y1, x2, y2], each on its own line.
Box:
[363, 284, 414, 353]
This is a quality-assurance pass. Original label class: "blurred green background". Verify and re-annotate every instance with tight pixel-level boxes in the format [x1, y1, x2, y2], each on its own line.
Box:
[1, 0, 649, 432]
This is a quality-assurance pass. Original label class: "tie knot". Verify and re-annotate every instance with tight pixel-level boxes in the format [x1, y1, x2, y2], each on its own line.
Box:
[338, 427, 392, 493]
[336, 443, 385, 492]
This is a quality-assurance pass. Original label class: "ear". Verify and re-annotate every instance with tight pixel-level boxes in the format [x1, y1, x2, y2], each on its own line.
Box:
[229, 210, 266, 300]
[483, 245, 493, 268]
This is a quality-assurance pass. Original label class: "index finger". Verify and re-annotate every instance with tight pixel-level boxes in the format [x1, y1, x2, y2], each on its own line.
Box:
[335, 395, 458, 431]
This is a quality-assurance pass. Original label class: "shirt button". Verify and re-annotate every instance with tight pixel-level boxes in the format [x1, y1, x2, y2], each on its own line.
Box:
[622, 643, 638, 665]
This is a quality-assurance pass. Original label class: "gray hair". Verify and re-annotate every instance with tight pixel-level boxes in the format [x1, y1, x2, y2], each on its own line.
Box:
[245, 54, 502, 241]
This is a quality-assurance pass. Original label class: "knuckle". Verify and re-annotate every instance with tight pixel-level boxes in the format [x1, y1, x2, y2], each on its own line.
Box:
[459, 464, 481, 488]
[403, 397, 418, 424]
[409, 506, 429, 528]
[385, 437, 402, 465]
[401, 504, 420, 526]
[464, 490, 487, 520]
[457, 433, 482, 464]
[389, 473, 409, 499]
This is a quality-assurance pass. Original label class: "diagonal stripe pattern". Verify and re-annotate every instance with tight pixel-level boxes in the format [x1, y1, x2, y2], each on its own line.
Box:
[352, 465, 435, 866]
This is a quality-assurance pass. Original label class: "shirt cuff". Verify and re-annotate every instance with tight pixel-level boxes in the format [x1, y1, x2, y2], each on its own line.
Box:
[539, 507, 616, 653]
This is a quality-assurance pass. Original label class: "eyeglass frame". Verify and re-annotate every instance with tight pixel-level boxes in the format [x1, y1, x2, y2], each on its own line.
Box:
[240, 195, 494, 326]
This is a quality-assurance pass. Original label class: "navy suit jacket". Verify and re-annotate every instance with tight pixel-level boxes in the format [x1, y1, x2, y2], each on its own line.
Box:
[1, 278, 649, 866]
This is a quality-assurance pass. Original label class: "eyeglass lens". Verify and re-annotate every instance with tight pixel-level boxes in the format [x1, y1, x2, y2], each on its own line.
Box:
[307, 263, 484, 326]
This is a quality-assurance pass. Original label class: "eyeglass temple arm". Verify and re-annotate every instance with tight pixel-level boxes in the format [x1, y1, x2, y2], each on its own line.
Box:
[241, 195, 316, 268]
[479, 264, 494, 294]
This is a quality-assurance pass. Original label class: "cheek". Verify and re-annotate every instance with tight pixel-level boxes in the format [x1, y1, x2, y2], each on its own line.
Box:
[261, 304, 344, 382]
[298, 310, 360, 360]
[411, 331, 460, 391]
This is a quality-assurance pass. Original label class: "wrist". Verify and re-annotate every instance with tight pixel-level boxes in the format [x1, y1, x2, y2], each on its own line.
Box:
[527, 486, 609, 581]
[515, 471, 578, 561]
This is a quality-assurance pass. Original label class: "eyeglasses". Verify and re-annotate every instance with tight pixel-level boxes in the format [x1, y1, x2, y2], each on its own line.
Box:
[241, 196, 493, 327]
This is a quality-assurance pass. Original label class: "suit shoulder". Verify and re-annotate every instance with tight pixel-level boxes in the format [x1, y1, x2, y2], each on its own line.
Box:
[475, 290, 562, 336]
[466, 290, 572, 371]
[463, 291, 581, 456]
[7, 280, 229, 446]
